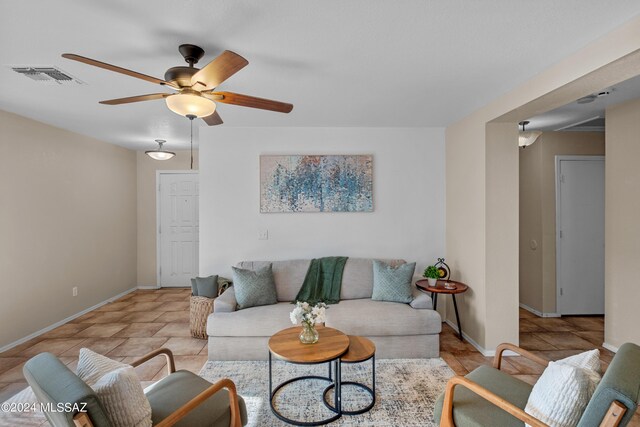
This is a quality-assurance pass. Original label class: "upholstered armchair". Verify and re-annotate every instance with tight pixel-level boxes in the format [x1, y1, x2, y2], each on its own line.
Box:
[23, 348, 247, 427]
[434, 342, 640, 427]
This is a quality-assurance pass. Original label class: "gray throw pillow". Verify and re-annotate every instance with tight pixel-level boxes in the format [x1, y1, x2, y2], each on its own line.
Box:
[371, 260, 415, 303]
[194, 275, 218, 298]
[232, 264, 278, 310]
[190, 278, 198, 296]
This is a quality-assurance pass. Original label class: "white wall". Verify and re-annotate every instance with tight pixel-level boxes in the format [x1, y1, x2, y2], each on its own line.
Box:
[199, 127, 445, 278]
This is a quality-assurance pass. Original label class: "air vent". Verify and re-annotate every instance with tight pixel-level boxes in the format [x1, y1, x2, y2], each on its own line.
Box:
[10, 66, 84, 84]
[556, 117, 605, 132]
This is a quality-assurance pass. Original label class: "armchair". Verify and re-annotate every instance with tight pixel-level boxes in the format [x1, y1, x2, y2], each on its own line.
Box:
[23, 348, 247, 427]
[434, 342, 640, 427]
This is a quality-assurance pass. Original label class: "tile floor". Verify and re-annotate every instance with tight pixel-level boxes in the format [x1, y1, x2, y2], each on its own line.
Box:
[0, 289, 638, 425]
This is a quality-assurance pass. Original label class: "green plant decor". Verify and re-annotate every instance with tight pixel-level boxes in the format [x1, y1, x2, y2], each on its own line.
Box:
[423, 265, 439, 279]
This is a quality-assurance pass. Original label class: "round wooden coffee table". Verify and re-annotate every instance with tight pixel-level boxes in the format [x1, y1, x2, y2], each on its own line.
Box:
[323, 335, 376, 415]
[416, 279, 469, 340]
[268, 326, 350, 426]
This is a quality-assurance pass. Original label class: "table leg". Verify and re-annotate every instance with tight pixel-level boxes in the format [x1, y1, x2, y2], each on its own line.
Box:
[335, 359, 342, 413]
[452, 294, 463, 340]
[268, 351, 272, 396]
[433, 293, 438, 310]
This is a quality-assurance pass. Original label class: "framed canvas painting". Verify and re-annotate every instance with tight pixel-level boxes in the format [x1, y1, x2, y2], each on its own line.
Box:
[260, 155, 373, 213]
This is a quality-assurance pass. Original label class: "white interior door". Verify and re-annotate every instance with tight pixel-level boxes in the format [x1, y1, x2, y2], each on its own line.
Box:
[158, 172, 199, 287]
[556, 156, 605, 315]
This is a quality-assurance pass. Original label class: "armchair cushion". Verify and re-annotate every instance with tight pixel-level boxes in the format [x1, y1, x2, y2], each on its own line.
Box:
[93, 366, 152, 427]
[434, 365, 533, 427]
[145, 370, 247, 427]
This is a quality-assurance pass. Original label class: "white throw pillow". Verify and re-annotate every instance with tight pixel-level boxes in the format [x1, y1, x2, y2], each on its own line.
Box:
[525, 349, 601, 427]
[77, 348, 130, 386]
[92, 366, 152, 427]
[76, 348, 152, 427]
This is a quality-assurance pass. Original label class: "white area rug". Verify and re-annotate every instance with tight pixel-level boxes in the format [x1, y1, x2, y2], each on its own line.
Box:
[200, 358, 454, 426]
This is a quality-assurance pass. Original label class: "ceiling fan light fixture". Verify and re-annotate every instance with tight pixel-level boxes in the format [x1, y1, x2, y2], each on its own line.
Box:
[165, 91, 216, 118]
[145, 139, 175, 160]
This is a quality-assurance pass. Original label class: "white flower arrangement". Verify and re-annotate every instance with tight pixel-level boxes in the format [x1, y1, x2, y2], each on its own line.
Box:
[290, 301, 327, 327]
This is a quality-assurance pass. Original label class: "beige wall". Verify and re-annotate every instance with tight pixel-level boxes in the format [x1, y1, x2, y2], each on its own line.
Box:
[136, 150, 198, 286]
[604, 98, 640, 350]
[0, 109, 137, 348]
[519, 132, 605, 314]
[446, 15, 640, 352]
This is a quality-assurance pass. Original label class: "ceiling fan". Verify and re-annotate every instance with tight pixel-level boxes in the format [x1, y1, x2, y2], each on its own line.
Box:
[61, 44, 293, 126]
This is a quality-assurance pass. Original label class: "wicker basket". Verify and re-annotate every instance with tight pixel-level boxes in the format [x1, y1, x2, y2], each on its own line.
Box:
[190, 295, 215, 339]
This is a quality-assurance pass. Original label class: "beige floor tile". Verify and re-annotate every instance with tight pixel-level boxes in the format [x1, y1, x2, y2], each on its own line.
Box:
[161, 338, 207, 356]
[94, 301, 135, 312]
[61, 337, 127, 357]
[69, 312, 97, 323]
[151, 355, 208, 380]
[154, 323, 191, 337]
[440, 351, 468, 376]
[122, 356, 168, 381]
[21, 339, 87, 357]
[519, 333, 558, 351]
[0, 357, 27, 374]
[0, 338, 44, 357]
[155, 293, 189, 302]
[125, 294, 162, 303]
[155, 311, 190, 323]
[519, 319, 549, 333]
[42, 323, 93, 338]
[573, 330, 605, 348]
[120, 311, 165, 323]
[75, 323, 128, 338]
[157, 301, 190, 312]
[83, 311, 128, 324]
[114, 323, 167, 338]
[534, 332, 594, 350]
[526, 317, 578, 332]
[107, 338, 169, 357]
[503, 355, 546, 375]
[563, 316, 604, 332]
[0, 362, 27, 383]
[123, 302, 166, 312]
[512, 374, 539, 386]
[519, 308, 537, 319]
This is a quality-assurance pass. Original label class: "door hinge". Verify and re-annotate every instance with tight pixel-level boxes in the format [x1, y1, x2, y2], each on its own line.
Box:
[560, 288, 563, 296]
[559, 230, 563, 238]
[560, 174, 565, 184]
[158, 225, 161, 234]
[159, 266, 162, 276]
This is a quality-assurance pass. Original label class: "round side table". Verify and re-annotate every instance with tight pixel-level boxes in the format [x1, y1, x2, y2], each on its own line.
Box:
[268, 326, 350, 426]
[416, 279, 469, 340]
[323, 335, 376, 415]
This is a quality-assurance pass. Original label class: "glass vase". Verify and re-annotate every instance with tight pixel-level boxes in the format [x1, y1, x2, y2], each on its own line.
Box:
[299, 322, 319, 344]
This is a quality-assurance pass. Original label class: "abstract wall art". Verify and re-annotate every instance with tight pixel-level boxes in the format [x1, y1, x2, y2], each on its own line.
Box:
[260, 155, 373, 213]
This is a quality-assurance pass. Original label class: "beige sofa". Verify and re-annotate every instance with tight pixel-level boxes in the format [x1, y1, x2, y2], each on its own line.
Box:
[206, 258, 442, 360]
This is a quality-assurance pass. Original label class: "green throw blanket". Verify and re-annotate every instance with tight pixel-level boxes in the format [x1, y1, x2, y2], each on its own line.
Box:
[294, 257, 348, 304]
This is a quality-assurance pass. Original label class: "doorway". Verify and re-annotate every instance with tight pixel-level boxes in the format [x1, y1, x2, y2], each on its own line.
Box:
[157, 171, 199, 287]
[555, 156, 605, 315]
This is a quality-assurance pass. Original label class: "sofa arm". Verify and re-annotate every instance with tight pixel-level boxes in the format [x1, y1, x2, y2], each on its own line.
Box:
[214, 286, 237, 312]
[410, 286, 433, 309]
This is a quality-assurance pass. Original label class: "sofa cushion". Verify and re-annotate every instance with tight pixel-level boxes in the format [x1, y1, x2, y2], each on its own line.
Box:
[433, 365, 533, 427]
[232, 264, 278, 310]
[237, 260, 310, 302]
[325, 298, 441, 336]
[371, 260, 415, 303]
[340, 258, 406, 300]
[207, 302, 296, 337]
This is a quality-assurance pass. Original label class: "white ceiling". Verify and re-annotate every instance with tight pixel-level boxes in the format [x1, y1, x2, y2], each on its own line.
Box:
[1, 1, 640, 150]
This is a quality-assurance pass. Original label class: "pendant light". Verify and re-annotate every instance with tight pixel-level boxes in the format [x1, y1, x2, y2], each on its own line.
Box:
[145, 139, 175, 160]
[518, 121, 542, 148]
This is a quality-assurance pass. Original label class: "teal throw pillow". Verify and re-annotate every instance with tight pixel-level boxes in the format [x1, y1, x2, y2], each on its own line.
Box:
[190, 278, 198, 296]
[371, 260, 415, 303]
[194, 275, 218, 298]
[232, 264, 278, 310]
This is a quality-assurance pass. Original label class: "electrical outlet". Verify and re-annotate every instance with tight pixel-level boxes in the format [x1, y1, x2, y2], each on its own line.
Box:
[258, 230, 269, 240]
[72, 286, 78, 297]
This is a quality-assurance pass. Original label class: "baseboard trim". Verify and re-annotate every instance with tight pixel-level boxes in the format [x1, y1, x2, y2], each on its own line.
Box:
[443, 319, 518, 357]
[602, 342, 619, 353]
[519, 303, 561, 318]
[137, 285, 161, 290]
[0, 287, 137, 353]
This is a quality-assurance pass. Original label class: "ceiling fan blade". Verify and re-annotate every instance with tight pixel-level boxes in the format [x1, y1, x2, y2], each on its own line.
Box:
[99, 93, 170, 105]
[62, 53, 178, 89]
[202, 111, 223, 126]
[209, 91, 293, 113]
[190, 51, 248, 91]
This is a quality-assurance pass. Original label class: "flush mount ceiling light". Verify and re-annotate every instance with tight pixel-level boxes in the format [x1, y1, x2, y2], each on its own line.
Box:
[145, 139, 175, 160]
[518, 121, 542, 148]
[165, 89, 216, 118]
